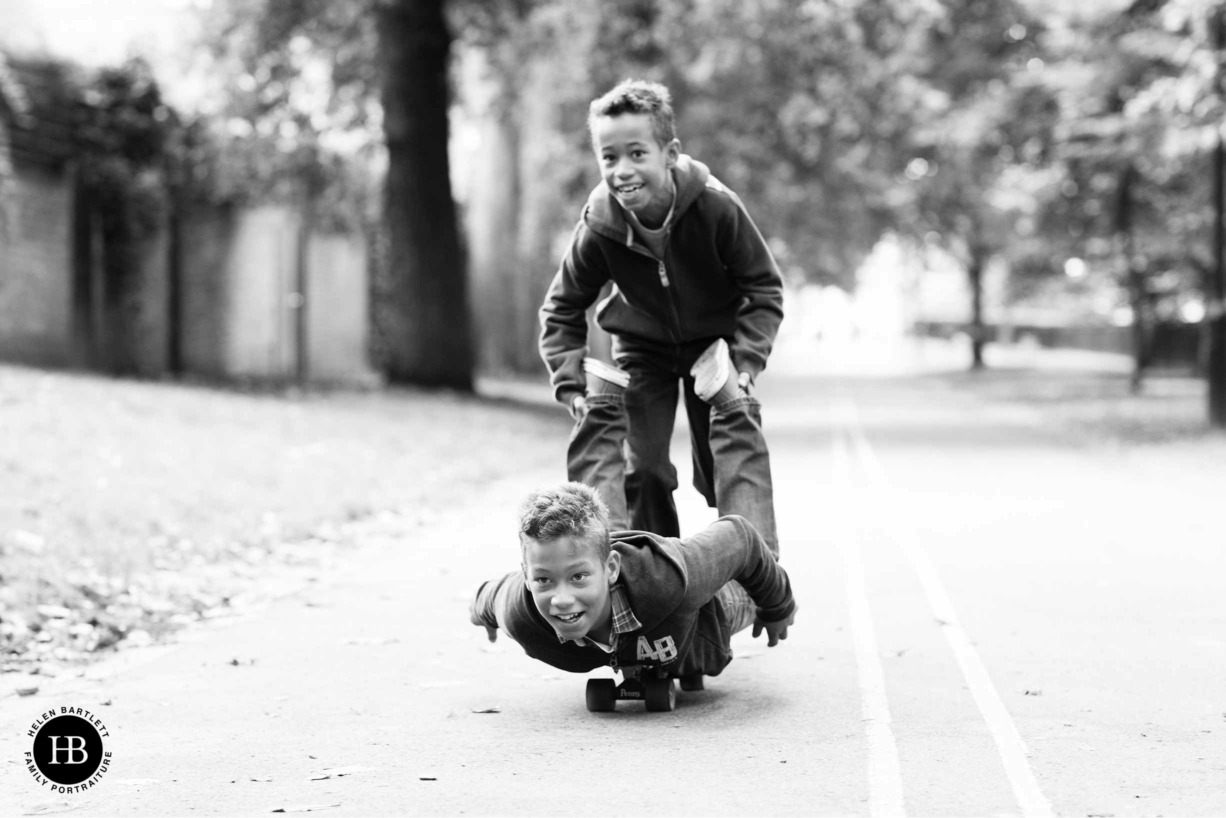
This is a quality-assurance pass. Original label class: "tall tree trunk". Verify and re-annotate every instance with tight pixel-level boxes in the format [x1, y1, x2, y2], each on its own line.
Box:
[462, 48, 522, 376]
[1117, 164, 1146, 394]
[377, 0, 474, 389]
[967, 247, 986, 371]
[1209, 8, 1226, 426]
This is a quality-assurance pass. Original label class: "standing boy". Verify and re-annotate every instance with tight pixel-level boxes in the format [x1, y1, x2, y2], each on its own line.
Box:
[539, 79, 784, 553]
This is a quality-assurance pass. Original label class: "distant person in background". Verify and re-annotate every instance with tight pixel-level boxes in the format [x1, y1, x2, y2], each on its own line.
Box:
[539, 78, 784, 556]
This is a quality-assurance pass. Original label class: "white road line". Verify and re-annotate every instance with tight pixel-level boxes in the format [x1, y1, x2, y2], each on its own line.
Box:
[833, 425, 907, 818]
[840, 395, 1055, 818]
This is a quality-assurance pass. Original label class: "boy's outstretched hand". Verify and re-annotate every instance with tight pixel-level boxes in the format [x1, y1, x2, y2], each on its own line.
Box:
[468, 595, 498, 642]
[752, 605, 796, 647]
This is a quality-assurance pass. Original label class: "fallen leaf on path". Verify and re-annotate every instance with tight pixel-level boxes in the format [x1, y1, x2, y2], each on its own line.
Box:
[343, 637, 399, 646]
[270, 805, 341, 813]
[470, 706, 501, 714]
[309, 765, 375, 781]
[19, 799, 75, 815]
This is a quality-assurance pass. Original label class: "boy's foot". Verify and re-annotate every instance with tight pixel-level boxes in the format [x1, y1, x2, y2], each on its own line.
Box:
[583, 358, 630, 396]
[679, 672, 704, 691]
[690, 339, 740, 405]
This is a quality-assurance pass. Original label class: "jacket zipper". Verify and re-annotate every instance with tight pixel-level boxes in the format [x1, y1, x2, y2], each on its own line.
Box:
[626, 230, 683, 342]
[658, 252, 685, 341]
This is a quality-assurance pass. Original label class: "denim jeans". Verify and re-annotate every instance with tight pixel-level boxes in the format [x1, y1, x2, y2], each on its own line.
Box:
[565, 373, 779, 558]
[708, 395, 779, 558]
[566, 393, 631, 531]
[613, 338, 717, 540]
[716, 581, 757, 635]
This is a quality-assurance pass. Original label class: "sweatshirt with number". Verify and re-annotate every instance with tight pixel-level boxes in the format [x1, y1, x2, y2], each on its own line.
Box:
[538, 154, 784, 406]
[469, 515, 795, 677]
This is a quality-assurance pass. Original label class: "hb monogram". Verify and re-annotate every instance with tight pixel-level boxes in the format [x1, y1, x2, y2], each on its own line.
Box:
[47, 736, 90, 765]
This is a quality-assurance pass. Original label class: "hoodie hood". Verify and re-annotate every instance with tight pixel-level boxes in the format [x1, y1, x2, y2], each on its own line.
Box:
[583, 154, 711, 247]
[609, 530, 688, 630]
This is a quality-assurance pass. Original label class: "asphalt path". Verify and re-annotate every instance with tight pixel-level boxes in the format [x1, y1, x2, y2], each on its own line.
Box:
[1, 352, 1223, 816]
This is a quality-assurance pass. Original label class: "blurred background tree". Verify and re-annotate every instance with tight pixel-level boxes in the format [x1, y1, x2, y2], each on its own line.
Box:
[180, 0, 1226, 421]
[7, 0, 1226, 423]
[891, 0, 1054, 370]
[191, 0, 471, 388]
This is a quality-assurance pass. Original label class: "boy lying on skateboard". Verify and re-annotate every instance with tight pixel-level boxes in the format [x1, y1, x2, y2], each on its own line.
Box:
[468, 376, 796, 709]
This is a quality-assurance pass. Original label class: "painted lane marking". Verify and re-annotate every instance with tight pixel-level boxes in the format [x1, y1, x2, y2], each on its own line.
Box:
[840, 394, 1055, 818]
[832, 422, 907, 817]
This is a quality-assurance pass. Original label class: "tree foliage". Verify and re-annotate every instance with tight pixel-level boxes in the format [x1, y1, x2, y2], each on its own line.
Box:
[194, 0, 471, 386]
[182, 0, 1226, 391]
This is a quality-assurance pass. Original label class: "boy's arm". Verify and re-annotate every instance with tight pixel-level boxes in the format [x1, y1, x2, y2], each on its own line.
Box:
[716, 194, 785, 384]
[468, 571, 523, 643]
[680, 515, 795, 627]
[539, 222, 611, 407]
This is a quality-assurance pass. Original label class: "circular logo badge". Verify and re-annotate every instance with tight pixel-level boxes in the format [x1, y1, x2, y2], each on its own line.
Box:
[26, 708, 112, 793]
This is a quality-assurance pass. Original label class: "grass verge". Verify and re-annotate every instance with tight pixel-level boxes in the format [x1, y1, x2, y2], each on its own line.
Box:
[0, 364, 567, 685]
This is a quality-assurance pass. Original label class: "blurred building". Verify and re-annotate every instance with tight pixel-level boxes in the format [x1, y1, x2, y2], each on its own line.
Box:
[0, 54, 83, 368]
[0, 46, 379, 386]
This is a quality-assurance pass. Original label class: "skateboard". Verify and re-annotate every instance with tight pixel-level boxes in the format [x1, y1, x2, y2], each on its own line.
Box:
[585, 666, 705, 712]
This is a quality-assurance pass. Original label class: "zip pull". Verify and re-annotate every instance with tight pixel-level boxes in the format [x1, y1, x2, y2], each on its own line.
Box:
[657, 259, 671, 288]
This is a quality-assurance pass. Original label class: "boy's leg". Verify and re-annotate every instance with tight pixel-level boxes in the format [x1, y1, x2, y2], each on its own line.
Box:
[688, 338, 779, 557]
[681, 372, 717, 508]
[715, 581, 757, 636]
[618, 347, 682, 538]
[708, 394, 779, 557]
[566, 393, 630, 531]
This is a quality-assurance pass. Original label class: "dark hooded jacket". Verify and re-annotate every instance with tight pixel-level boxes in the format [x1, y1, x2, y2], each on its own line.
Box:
[539, 155, 784, 405]
[470, 515, 795, 677]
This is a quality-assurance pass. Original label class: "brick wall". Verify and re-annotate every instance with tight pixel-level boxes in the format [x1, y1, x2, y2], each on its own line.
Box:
[0, 164, 73, 367]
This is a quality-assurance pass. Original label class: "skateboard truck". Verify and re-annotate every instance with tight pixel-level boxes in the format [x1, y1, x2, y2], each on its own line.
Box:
[585, 666, 703, 712]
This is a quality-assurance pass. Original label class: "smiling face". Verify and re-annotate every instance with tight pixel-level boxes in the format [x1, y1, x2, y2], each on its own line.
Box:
[593, 112, 680, 228]
[523, 534, 621, 645]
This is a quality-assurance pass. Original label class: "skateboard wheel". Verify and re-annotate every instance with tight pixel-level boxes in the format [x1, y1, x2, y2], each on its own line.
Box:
[586, 678, 617, 712]
[679, 672, 704, 692]
[644, 677, 677, 712]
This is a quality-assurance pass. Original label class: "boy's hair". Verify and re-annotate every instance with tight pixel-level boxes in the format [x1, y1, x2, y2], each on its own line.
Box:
[588, 79, 677, 148]
[519, 482, 612, 563]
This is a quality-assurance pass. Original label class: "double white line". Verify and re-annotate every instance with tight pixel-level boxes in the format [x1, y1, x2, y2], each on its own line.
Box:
[832, 393, 1054, 818]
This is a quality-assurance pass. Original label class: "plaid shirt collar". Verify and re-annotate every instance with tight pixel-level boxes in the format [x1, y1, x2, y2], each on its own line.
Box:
[557, 584, 642, 649]
[609, 583, 642, 635]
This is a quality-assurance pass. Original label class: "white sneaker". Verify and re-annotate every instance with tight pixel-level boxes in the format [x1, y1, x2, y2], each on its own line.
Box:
[583, 358, 630, 394]
[690, 339, 740, 404]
